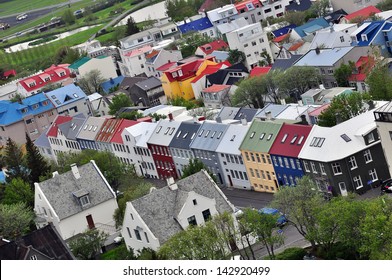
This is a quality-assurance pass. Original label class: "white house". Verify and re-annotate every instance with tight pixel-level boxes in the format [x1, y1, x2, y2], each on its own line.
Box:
[226, 22, 273, 70]
[121, 170, 235, 254]
[34, 161, 119, 241]
[68, 56, 118, 81]
[118, 45, 153, 77]
[309, 24, 358, 50]
[144, 49, 183, 78]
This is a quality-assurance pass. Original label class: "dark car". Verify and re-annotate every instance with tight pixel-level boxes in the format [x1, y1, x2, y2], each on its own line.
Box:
[381, 179, 392, 194]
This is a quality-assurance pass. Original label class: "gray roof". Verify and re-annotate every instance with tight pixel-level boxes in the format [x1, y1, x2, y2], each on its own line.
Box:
[38, 161, 115, 220]
[119, 28, 161, 44]
[147, 119, 182, 146]
[35, 128, 51, 149]
[294, 47, 354, 67]
[256, 103, 289, 119]
[134, 76, 162, 91]
[131, 170, 234, 244]
[234, 108, 261, 122]
[168, 121, 201, 149]
[271, 55, 302, 71]
[189, 121, 229, 151]
[215, 123, 250, 155]
[76, 116, 106, 141]
[120, 76, 147, 91]
[58, 114, 87, 141]
[216, 106, 241, 121]
[211, 50, 229, 61]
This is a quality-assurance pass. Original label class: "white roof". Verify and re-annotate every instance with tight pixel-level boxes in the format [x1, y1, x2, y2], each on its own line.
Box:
[298, 109, 380, 162]
[276, 104, 319, 120]
[207, 4, 237, 22]
[215, 123, 250, 155]
[88, 92, 103, 102]
[350, 22, 372, 37]
[124, 122, 157, 148]
[377, 10, 392, 20]
[216, 17, 248, 34]
[147, 119, 183, 146]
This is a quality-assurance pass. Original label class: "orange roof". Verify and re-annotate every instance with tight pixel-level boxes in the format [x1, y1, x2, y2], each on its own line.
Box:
[273, 33, 290, 43]
[145, 50, 160, 59]
[203, 84, 230, 93]
[191, 61, 231, 83]
[344, 6, 380, 21]
[249, 66, 271, 77]
[289, 41, 304, 51]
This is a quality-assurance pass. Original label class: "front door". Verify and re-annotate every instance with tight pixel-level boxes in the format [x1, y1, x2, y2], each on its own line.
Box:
[338, 182, 348, 196]
[86, 214, 95, 229]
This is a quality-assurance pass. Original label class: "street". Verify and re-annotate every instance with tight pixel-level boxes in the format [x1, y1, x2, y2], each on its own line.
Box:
[222, 187, 274, 209]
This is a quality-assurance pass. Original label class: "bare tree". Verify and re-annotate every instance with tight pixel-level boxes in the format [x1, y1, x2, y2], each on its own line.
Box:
[77, 69, 105, 95]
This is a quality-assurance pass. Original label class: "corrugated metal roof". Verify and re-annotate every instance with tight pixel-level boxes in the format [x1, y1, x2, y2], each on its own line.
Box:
[147, 119, 182, 146]
[216, 123, 250, 155]
[169, 121, 201, 149]
[189, 121, 229, 151]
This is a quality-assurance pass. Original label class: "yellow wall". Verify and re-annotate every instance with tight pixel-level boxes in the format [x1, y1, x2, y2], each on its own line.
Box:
[241, 150, 278, 193]
[161, 60, 219, 101]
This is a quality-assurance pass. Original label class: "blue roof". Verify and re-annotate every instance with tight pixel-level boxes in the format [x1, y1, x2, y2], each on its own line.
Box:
[0, 171, 5, 184]
[0, 93, 54, 126]
[178, 17, 213, 34]
[355, 21, 384, 47]
[34, 128, 51, 148]
[44, 84, 87, 108]
[293, 18, 329, 38]
[286, 0, 312, 12]
[101, 76, 124, 94]
[382, 22, 392, 31]
[272, 24, 297, 37]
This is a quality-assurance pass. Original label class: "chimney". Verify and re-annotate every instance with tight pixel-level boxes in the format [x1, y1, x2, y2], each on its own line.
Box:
[319, 84, 325, 90]
[265, 111, 272, 120]
[168, 112, 173, 121]
[298, 100, 303, 106]
[315, 47, 320, 55]
[241, 116, 247, 125]
[280, 99, 286, 105]
[71, 163, 80, 179]
[216, 116, 222, 123]
[166, 177, 178, 190]
[52, 171, 59, 178]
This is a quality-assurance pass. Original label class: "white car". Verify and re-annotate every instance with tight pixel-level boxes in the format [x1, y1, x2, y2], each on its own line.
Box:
[16, 14, 28, 21]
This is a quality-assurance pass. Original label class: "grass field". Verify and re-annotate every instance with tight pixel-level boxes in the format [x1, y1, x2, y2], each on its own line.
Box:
[0, 0, 69, 18]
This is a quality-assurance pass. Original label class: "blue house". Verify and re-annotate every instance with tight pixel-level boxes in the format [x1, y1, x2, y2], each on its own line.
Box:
[269, 123, 312, 187]
[177, 16, 216, 38]
[0, 93, 56, 145]
[44, 84, 90, 117]
[351, 20, 392, 57]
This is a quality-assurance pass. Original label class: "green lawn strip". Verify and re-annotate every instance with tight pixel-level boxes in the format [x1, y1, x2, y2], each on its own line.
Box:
[0, 0, 68, 18]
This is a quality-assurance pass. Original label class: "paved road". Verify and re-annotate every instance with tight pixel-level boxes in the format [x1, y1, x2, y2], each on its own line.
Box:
[222, 187, 274, 210]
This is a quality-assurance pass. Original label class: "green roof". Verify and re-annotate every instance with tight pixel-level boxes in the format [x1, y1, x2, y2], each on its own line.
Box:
[239, 119, 284, 153]
[69, 57, 91, 69]
[96, 55, 108, 59]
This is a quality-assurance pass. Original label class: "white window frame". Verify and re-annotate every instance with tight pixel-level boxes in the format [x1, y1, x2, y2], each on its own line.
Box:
[369, 169, 378, 182]
[331, 162, 342, 175]
[310, 162, 317, 174]
[353, 175, 363, 189]
[319, 163, 326, 175]
[303, 161, 310, 172]
[349, 156, 357, 170]
[364, 149, 372, 163]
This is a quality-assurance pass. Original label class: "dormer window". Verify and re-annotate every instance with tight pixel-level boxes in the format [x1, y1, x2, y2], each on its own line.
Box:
[178, 70, 183, 77]
[80, 195, 90, 207]
[32, 104, 39, 110]
[42, 100, 49, 106]
[172, 71, 178, 78]
[44, 77, 50, 82]
[73, 189, 90, 207]
[361, 34, 368, 41]
[59, 71, 65, 77]
[29, 82, 35, 88]
[368, 133, 375, 143]
[21, 108, 28, 114]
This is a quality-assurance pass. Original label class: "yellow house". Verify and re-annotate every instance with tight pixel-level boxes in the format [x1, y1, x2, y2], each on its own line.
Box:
[161, 57, 217, 101]
[239, 119, 284, 193]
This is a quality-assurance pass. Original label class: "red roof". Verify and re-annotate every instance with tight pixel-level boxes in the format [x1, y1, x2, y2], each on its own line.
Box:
[198, 40, 228, 55]
[18, 64, 71, 92]
[164, 59, 205, 82]
[235, 0, 261, 11]
[145, 50, 160, 59]
[308, 103, 330, 117]
[95, 118, 121, 143]
[2, 69, 17, 78]
[344, 6, 381, 21]
[156, 61, 177, 72]
[47, 115, 72, 137]
[111, 119, 138, 144]
[191, 61, 231, 83]
[269, 123, 312, 158]
[289, 41, 304, 51]
[136, 116, 153, 122]
[249, 66, 271, 78]
[203, 84, 230, 93]
[198, 0, 216, 13]
[348, 56, 375, 82]
[273, 33, 290, 43]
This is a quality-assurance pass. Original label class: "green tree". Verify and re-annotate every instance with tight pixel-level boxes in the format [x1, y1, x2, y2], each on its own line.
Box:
[25, 133, 50, 185]
[109, 93, 132, 115]
[317, 91, 367, 127]
[3, 138, 28, 182]
[114, 181, 154, 229]
[277, 66, 321, 100]
[232, 76, 267, 108]
[0, 202, 35, 239]
[284, 11, 307, 26]
[125, 16, 140, 37]
[112, 26, 126, 47]
[181, 159, 216, 182]
[227, 49, 246, 65]
[54, 46, 82, 65]
[77, 69, 105, 95]
[69, 229, 108, 260]
[119, 111, 143, 120]
[177, 32, 212, 58]
[271, 176, 324, 252]
[334, 62, 355, 87]
[241, 208, 283, 260]
[377, 0, 392, 11]
[310, 0, 331, 17]
[2, 178, 34, 207]
[61, 9, 76, 25]
[366, 62, 392, 100]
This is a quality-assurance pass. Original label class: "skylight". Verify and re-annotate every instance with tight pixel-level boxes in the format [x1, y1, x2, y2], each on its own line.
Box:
[250, 131, 256, 139]
[310, 137, 326, 147]
[340, 134, 351, 142]
[290, 135, 298, 144]
[169, 128, 175, 135]
[198, 129, 204, 137]
[164, 127, 170, 135]
[267, 133, 273, 141]
[259, 133, 265, 140]
[73, 93, 79, 98]
[183, 132, 189, 138]
[191, 132, 196, 139]
[298, 136, 304, 145]
[83, 124, 88, 130]
[177, 131, 182, 138]
[156, 126, 162, 133]
[281, 133, 288, 143]
[217, 132, 222, 139]
[230, 135, 236, 141]
[211, 131, 216, 138]
[205, 130, 210, 137]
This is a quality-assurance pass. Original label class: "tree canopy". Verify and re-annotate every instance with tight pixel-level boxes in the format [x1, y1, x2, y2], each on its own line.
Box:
[366, 62, 392, 100]
[125, 16, 140, 37]
[25, 132, 50, 185]
[77, 69, 105, 95]
[0, 202, 35, 239]
[2, 178, 34, 207]
[334, 62, 355, 87]
[227, 49, 246, 65]
[3, 138, 28, 182]
[108, 93, 132, 115]
[181, 159, 217, 183]
[69, 229, 108, 260]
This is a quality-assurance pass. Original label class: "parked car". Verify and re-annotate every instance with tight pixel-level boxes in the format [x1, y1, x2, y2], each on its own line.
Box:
[16, 13, 28, 21]
[380, 179, 392, 194]
[258, 207, 288, 227]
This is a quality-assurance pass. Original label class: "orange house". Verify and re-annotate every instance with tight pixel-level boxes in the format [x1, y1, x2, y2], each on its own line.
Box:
[161, 56, 218, 101]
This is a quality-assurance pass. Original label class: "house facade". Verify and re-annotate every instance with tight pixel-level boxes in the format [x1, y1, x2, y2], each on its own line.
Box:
[121, 170, 235, 254]
[299, 109, 390, 196]
[118, 45, 153, 77]
[69, 56, 118, 81]
[144, 49, 183, 78]
[201, 84, 232, 109]
[34, 161, 119, 241]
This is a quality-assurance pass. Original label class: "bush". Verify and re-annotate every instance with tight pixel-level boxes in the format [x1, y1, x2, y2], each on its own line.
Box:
[275, 247, 307, 260]
[100, 242, 136, 260]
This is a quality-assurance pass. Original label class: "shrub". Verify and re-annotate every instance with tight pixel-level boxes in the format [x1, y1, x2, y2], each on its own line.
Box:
[275, 247, 307, 260]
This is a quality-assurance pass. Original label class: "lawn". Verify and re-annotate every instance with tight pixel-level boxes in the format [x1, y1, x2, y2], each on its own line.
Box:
[0, 0, 69, 18]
